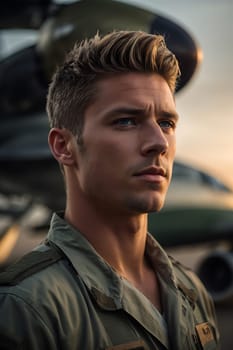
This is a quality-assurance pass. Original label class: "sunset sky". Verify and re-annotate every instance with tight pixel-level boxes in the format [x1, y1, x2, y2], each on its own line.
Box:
[125, 0, 233, 187]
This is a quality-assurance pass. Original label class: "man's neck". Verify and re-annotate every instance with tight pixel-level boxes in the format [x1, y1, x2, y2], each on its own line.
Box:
[65, 200, 148, 280]
[65, 202, 162, 311]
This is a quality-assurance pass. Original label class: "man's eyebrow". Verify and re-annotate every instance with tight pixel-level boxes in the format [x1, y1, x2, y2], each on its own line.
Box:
[159, 110, 179, 121]
[104, 107, 179, 121]
[105, 107, 146, 117]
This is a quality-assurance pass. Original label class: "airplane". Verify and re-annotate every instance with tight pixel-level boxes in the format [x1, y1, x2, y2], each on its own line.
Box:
[0, 0, 202, 212]
[0, 0, 233, 310]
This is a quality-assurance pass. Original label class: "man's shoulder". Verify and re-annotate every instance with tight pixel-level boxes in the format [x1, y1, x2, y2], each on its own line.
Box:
[0, 243, 68, 328]
[0, 241, 88, 308]
[0, 243, 80, 348]
[0, 243, 63, 287]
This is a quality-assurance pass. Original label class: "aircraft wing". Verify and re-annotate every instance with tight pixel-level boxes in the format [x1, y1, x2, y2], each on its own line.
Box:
[0, 0, 53, 29]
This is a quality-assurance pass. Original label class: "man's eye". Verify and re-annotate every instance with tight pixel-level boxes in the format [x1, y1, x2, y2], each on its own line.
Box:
[159, 120, 175, 130]
[114, 118, 137, 126]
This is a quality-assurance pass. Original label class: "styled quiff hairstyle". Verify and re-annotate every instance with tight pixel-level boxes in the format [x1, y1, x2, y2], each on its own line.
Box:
[46, 30, 180, 143]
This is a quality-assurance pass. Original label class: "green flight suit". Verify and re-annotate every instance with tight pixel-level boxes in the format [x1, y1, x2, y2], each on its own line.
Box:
[0, 213, 220, 349]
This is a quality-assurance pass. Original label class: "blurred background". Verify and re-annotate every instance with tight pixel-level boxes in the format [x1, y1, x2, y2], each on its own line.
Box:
[0, 0, 232, 348]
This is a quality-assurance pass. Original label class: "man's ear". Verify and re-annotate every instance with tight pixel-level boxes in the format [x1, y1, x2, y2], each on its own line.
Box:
[48, 128, 75, 166]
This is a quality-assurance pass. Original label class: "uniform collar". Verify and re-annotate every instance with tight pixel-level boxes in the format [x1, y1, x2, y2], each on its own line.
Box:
[48, 213, 178, 308]
[145, 232, 177, 288]
[48, 212, 123, 309]
[48, 212, 187, 348]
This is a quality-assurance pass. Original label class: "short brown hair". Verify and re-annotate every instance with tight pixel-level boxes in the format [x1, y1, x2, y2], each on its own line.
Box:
[46, 30, 180, 142]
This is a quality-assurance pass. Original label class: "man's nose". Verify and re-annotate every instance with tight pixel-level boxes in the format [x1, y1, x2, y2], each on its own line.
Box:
[140, 122, 169, 156]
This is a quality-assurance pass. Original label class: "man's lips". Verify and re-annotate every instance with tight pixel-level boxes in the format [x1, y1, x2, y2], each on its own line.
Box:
[133, 166, 167, 182]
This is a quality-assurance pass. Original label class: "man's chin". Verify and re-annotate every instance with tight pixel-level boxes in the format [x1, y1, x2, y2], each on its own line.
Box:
[145, 201, 165, 213]
[143, 194, 166, 213]
[126, 196, 165, 214]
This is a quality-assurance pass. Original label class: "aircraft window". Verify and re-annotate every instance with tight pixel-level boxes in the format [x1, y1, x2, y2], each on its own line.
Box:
[200, 173, 232, 193]
[173, 162, 232, 192]
[0, 29, 38, 60]
[173, 163, 202, 181]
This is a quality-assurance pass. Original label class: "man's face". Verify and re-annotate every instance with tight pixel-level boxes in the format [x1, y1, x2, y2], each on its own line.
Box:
[74, 73, 178, 215]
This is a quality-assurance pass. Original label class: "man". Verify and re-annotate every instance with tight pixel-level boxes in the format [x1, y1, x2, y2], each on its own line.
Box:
[0, 31, 220, 349]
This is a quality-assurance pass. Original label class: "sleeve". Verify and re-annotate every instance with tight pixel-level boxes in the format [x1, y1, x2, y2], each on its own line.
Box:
[0, 292, 57, 350]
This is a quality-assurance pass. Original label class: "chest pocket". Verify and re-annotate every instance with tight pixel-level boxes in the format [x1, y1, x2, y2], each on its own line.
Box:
[106, 339, 146, 349]
[96, 308, 151, 350]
